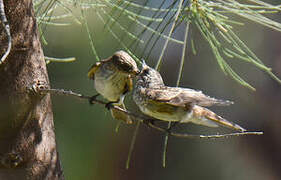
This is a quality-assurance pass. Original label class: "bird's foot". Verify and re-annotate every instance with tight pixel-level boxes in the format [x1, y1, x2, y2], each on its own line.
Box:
[105, 101, 118, 110]
[89, 94, 100, 105]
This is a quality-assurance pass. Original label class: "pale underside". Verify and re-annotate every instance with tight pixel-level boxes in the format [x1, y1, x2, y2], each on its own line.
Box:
[94, 66, 129, 102]
[139, 100, 218, 127]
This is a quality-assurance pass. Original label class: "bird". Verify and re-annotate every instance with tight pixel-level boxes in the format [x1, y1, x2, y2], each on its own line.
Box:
[88, 50, 139, 124]
[133, 61, 246, 132]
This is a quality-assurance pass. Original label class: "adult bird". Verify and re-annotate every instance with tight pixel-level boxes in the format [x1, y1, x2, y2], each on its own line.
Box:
[133, 61, 245, 132]
[88, 50, 139, 124]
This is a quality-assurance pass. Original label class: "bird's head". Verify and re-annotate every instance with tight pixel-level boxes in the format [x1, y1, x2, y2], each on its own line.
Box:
[111, 50, 140, 76]
[136, 60, 164, 88]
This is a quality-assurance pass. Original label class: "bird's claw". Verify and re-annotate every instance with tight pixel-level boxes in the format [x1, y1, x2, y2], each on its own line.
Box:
[89, 94, 99, 105]
[105, 102, 114, 110]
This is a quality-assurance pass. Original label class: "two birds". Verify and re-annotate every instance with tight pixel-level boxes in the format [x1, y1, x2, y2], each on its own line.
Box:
[88, 50, 246, 132]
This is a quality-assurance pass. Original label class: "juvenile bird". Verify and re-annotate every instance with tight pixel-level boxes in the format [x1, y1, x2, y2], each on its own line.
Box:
[133, 61, 246, 132]
[88, 50, 139, 124]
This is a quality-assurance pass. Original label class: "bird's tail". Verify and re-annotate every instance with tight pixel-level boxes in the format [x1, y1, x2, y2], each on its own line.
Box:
[191, 105, 246, 132]
[110, 103, 133, 124]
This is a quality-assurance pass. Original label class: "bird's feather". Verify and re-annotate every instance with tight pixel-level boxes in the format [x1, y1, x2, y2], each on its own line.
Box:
[127, 76, 133, 92]
[142, 86, 233, 108]
[87, 58, 111, 79]
[110, 103, 132, 124]
[192, 105, 246, 132]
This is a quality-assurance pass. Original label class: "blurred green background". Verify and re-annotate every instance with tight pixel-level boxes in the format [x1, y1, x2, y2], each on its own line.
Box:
[41, 1, 281, 180]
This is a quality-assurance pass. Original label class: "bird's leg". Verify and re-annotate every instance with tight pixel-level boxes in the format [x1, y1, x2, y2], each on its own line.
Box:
[105, 100, 120, 110]
[105, 94, 125, 110]
[119, 94, 125, 105]
[89, 94, 100, 105]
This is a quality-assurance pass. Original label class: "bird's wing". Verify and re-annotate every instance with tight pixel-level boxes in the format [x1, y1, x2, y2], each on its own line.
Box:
[126, 76, 133, 92]
[87, 59, 110, 79]
[142, 87, 190, 109]
[145, 87, 233, 108]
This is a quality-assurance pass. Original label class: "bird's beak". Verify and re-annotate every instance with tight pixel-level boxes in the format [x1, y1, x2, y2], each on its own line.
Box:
[135, 69, 141, 75]
[130, 69, 140, 76]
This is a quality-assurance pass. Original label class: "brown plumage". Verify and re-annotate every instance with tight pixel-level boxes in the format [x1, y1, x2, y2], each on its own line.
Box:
[88, 50, 139, 124]
[192, 105, 245, 132]
[133, 62, 246, 132]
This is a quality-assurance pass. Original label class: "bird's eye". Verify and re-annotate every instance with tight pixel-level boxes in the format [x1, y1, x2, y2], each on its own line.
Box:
[120, 63, 133, 72]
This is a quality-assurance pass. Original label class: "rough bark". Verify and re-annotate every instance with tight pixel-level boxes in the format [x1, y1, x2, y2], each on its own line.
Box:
[0, 1, 63, 179]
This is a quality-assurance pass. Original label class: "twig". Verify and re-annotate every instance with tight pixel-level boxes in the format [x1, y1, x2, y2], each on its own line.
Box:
[147, 122, 263, 139]
[39, 88, 264, 138]
[0, 0, 12, 65]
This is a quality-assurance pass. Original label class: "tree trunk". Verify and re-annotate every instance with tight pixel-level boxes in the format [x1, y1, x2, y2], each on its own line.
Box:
[0, 1, 64, 179]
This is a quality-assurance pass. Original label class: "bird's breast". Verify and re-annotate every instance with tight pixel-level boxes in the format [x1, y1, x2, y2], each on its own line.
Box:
[94, 69, 128, 101]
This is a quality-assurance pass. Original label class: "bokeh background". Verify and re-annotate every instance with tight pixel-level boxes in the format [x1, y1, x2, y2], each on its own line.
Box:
[41, 1, 281, 179]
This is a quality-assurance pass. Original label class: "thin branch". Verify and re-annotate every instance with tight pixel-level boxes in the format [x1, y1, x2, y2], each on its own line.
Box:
[147, 123, 263, 139]
[38, 88, 264, 139]
[45, 56, 76, 64]
[0, 0, 12, 65]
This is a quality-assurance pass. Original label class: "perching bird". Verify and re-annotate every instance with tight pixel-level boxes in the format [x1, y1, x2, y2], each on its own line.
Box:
[133, 61, 246, 132]
[88, 50, 139, 124]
